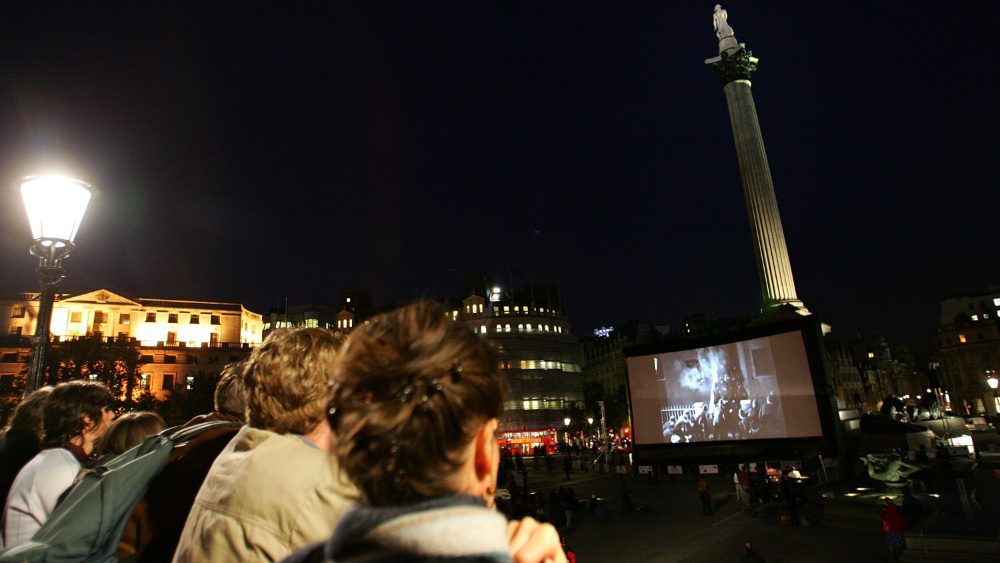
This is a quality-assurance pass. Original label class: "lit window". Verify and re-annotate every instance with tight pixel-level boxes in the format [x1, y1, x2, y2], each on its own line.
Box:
[305, 319, 319, 328]
[504, 306, 510, 313]
[186, 376, 195, 390]
[496, 324, 502, 332]
[505, 324, 511, 333]
[11, 306, 26, 318]
[71, 312, 82, 323]
[120, 314, 131, 325]
[972, 315, 979, 321]
[867, 352, 874, 359]
[514, 306, 520, 312]
[348, 318, 353, 328]
[959, 334, 967, 343]
[984, 313, 991, 319]
[480, 326, 487, 334]
[526, 324, 532, 332]
[140, 373, 150, 391]
[518, 324, 524, 332]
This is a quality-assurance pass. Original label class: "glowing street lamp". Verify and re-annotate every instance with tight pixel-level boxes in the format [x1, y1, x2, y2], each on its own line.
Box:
[20, 175, 94, 394]
[564, 417, 571, 427]
[587, 417, 594, 425]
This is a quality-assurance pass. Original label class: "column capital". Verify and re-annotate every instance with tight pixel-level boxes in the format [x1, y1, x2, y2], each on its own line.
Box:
[706, 47, 758, 86]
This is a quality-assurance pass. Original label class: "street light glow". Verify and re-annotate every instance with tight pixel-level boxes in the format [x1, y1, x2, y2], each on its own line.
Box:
[21, 176, 94, 244]
[564, 417, 571, 426]
[587, 417, 594, 425]
[988, 376, 999, 390]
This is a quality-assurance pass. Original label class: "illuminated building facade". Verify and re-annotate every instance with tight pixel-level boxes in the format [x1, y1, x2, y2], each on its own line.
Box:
[0, 289, 263, 397]
[447, 287, 585, 437]
[582, 321, 669, 397]
[937, 287, 1000, 415]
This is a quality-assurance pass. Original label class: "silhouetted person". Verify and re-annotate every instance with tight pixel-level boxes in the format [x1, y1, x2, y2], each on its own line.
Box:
[698, 477, 712, 515]
[740, 540, 765, 563]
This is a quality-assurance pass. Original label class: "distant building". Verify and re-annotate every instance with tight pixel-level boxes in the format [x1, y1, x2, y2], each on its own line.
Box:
[582, 321, 669, 398]
[937, 286, 1000, 416]
[445, 283, 584, 443]
[824, 334, 927, 413]
[0, 289, 263, 397]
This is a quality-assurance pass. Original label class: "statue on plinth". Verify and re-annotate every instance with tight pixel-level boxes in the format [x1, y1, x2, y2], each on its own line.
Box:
[713, 4, 735, 41]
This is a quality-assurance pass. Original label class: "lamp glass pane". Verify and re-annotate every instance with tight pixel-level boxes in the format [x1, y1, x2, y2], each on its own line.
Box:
[21, 177, 92, 242]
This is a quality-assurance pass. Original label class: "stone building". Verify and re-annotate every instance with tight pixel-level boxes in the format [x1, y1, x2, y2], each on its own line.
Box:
[937, 287, 1000, 415]
[0, 289, 263, 397]
[447, 286, 584, 440]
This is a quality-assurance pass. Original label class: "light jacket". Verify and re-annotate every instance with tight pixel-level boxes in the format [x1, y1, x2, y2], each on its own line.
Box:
[172, 426, 355, 562]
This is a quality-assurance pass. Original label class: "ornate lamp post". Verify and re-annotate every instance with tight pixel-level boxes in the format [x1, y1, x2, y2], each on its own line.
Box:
[20, 176, 94, 394]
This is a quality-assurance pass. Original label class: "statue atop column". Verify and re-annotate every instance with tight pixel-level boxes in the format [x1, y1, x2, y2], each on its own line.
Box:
[705, 4, 757, 84]
[713, 5, 734, 41]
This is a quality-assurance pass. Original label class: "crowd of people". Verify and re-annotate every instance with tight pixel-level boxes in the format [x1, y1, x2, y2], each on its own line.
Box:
[662, 370, 779, 444]
[0, 301, 568, 562]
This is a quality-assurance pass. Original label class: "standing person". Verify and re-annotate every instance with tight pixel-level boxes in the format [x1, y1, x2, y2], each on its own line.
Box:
[563, 452, 572, 480]
[118, 363, 249, 561]
[733, 466, 745, 505]
[284, 301, 566, 563]
[2, 380, 114, 548]
[0, 386, 53, 504]
[738, 465, 751, 510]
[882, 498, 907, 560]
[697, 477, 712, 515]
[173, 328, 356, 562]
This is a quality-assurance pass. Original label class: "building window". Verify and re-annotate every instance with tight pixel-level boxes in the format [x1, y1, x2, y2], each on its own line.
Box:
[972, 315, 980, 321]
[2, 353, 16, 362]
[480, 326, 487, 334]
[186, 376, 195, 390]
[959, 334, 967, 343]
[168, 313, 178, 323]
[140, 373, 150, 391]
[505, 324, 511, 333]
[0, 374, 13, 392]
[9, 326, 22, 336]
[496, 324, 502, 332]
[167, 332, 177, 344]
[190, 314, 200, 324]
[210, 333, 219, 346]
[162, 373, 176, 391]
[120, 314, 131, 325]
[94, 311, 106, 324]
[146, 312, 156, 322]
[518, 324, 524, 332]
[526, 324, 533, 332]
[305, 319, 318, 328]
[140, 355, 154, 363]
[165, 355, 177, 364]
[70, 312, 82, 323]
[210, 315, 220, 325]
[11, 306, 25, 318]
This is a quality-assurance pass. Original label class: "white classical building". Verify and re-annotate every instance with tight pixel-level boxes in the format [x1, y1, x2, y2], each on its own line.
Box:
[1, 289, 263, 397]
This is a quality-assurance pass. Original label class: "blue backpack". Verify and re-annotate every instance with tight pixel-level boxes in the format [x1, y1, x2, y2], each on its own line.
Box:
[0, 421, 240, 563]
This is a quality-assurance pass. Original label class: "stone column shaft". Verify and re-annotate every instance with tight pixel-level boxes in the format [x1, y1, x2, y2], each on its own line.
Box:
[722, 79, 802, 310]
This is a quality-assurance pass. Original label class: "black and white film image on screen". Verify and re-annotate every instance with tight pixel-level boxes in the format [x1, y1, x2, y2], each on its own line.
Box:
[647, 335, 807, 444]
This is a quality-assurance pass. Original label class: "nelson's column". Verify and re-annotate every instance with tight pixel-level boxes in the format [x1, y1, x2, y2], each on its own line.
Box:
[706, 5, 808, 316]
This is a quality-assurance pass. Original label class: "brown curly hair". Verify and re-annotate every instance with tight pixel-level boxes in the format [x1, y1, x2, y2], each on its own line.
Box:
[328, 300, 505, 506]
[243, 327, 343, 434]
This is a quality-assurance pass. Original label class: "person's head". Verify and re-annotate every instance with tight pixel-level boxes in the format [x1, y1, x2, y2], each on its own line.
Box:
[328, 300, 505, 507]
[744, 541, 754, 553]
[215, 362, 248, 421]
[243, 327, 343, 434]
[42, 380, 115, 452]
[94, 411, 165, 457]
[5, 386, 54, 439]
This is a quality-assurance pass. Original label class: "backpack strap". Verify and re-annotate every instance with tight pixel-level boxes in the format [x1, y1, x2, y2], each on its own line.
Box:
[168, 420, 243, 444]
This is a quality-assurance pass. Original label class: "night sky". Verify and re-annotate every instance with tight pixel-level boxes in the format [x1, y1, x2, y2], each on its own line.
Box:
[1, 2, 998, 359]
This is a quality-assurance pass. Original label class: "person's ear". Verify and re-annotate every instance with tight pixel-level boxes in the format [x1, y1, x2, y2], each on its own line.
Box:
[473, 418, 498, 481]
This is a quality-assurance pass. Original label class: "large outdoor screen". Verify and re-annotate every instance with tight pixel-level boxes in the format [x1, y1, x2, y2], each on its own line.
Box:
[626, 330, 823, 445]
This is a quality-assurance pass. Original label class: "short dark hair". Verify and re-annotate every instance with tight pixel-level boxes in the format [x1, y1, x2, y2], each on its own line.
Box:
[329, 301, 505, 506]
[215, 363, 248, 421]
[42, 380, 114, 448]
